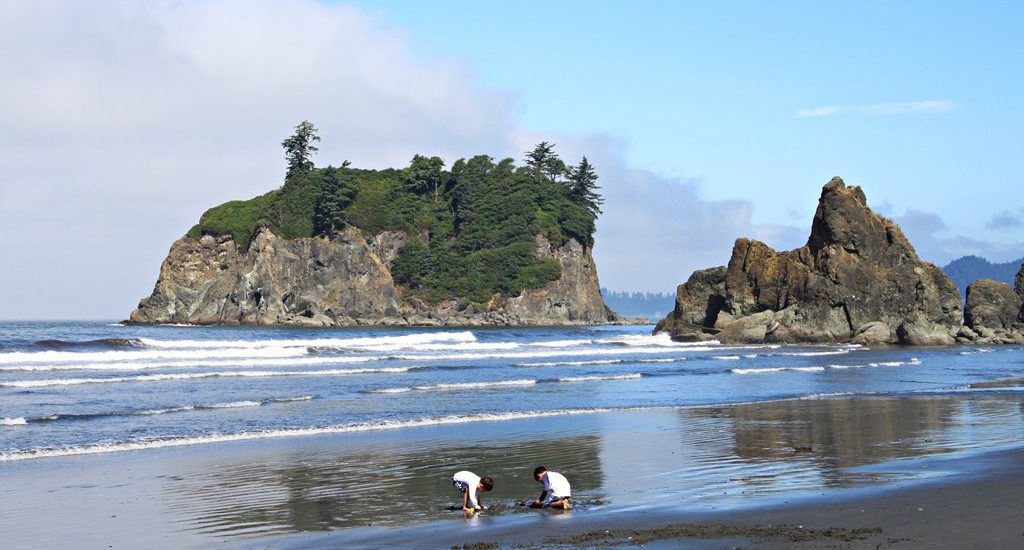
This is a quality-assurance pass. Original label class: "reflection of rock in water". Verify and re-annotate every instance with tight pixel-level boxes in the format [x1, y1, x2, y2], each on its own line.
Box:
[688, 397, 958, 470]
[162, 434, 603, 538]
[686, 396, 1024, 482]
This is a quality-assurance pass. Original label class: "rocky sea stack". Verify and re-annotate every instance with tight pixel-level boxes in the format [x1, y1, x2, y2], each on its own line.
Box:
[130, 127, 622, 327]
[655, 177, 966, 345]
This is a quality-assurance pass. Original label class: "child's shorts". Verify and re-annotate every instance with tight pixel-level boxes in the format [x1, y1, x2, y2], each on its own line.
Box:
[542, 494, 570, 506]
[453, 479, 469, 492]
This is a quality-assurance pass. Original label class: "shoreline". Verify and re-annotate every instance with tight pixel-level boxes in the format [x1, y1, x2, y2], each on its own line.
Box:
[276, 445, 1024, 549]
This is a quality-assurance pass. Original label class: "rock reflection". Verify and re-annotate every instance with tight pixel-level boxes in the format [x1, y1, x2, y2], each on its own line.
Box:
[163, 434, 603, 538]
[683, 396, 1024, 489]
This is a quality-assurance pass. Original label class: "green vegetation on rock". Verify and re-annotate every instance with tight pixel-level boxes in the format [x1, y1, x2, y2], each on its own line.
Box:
[188, 122, 603, 302]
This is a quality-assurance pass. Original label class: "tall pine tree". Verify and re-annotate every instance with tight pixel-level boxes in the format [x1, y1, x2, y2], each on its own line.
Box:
[281, 120, 320, 180]
[524, 142, 566, 182]
[568, 156, 603, 218]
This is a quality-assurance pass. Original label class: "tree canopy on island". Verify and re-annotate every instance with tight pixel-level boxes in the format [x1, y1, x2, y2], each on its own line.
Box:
[188, 123, 604, 303]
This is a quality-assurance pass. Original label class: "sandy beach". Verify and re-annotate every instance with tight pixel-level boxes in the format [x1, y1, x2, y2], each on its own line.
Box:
[4, 392, 1024, 549]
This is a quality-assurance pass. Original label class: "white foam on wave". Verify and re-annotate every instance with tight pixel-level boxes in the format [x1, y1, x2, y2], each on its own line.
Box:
[0, 355, 382, 372]
[1, 367, 412, 388]
[198, 400, 262, 409]
[371, 379, 538, 394]
[514, 357, 682, 368]
[556, 373, 642, 382]
[959, 348, 995, 356]
[732, 357, 921, 375]
[354, 342, 517, 353]
[1, 417, 27, 426]
[138, 331, 477, 350]
[780, 349, 852, 357]
[0, 347, 306, 365]
[530, 339, 594, 348]
[714, 355, 741, 360]
[596, 333, 720, 347]
[731, 366, 827, 374]
[395, 345, 733, 362]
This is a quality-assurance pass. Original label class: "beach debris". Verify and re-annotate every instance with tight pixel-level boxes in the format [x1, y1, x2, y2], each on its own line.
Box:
[793, 446, 814, 453]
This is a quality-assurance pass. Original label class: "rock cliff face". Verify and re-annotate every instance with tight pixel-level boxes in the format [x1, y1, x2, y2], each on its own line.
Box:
[655, 177, 964, 345]
[959, 269, 1024, 344]
[130, 227, 616, 326]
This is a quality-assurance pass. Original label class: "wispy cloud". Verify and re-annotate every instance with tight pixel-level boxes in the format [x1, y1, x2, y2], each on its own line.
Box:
[797, 100, 956, 118]
[986, 209, 1024, 230]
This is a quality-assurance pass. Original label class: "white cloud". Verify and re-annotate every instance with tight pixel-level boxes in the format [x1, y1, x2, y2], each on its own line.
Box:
[0, 0, 802, 317]
[797, 99, 956, 118]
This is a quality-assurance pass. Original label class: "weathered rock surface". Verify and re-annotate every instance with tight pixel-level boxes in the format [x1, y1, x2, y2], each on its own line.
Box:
[958, 278, 1024, 344]
[655, 177, 964, 345]
[130, 226, 621, 327]
[964, 280, 1021, 330]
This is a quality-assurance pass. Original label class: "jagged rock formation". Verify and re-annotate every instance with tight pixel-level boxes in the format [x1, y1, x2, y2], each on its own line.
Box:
[958, 266, 1024, 344]
[960, 279, 1023, 344]
[130, 227, 619, 326]
[655, 177, 964, 345]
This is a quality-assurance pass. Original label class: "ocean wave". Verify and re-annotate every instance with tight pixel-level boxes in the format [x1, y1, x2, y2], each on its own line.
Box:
[779, 349, 853, 357]
[1, 395, 318, 426]
[596, 333, 720, 347]
[370, 379, 538, 393]
[0, 407, 670, 461]
[714, 355, 741, 360]
[554, 373, 642, 382]
[731, 366, 827, 374]
[34, 338, 144, 350]
[0, 355, 385, 372]
[959, 348, 995, 355]
[0, 368, 413, 388]
[514, 357, 683, 368]
[530, 339, 594, 348]
[323, 341, 517, 353]
[732, 357, 921, 375]
[137, 331, 477, 350]
[0, 346, 307, 364]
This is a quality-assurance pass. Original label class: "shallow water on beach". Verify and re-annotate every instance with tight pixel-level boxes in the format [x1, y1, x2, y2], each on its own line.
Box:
[3, 322, 1024, 547]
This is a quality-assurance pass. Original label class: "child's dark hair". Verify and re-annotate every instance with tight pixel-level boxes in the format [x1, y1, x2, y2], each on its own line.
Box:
[480, 476, 494, 491]
[533, 466, 547, 477]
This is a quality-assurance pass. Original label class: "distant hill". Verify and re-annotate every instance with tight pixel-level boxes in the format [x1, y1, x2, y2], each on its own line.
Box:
[942, 255, 1023, 296]
[601, 288, 675, 321]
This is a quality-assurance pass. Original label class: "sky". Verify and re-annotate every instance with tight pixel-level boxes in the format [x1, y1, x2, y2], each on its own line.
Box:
[0, 0, 1022, 319]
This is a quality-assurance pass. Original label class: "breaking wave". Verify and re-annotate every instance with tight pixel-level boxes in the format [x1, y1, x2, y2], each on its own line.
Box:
[732, 358, 921, 375]
[0, 368, 415, 388]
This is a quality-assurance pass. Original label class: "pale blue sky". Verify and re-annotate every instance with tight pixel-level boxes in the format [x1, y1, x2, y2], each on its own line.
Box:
[1, 1, 1021, 318]
[350, 0, 1023, 242]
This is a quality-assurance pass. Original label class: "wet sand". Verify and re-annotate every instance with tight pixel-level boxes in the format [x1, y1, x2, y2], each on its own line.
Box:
[284, 446, 1024, 549]
[4, 395, 1024, 549]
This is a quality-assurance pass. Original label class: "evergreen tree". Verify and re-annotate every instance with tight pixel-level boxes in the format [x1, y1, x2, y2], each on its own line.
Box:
[403, 154, 445, 201]
[568, 156, 603, 218]
[525, 142, 565, 182]
[313, 166, 355, 235]
[281, 120, 320, 180]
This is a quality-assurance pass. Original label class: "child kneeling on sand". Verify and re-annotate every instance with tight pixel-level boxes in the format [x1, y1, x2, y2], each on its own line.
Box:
[452, 470, 493, 513]
[531, 466, 572, 509]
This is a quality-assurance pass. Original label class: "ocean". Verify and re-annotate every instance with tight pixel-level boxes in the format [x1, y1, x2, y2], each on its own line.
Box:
[3, 321, 1024, 546]
[2, 321, 1022, 461]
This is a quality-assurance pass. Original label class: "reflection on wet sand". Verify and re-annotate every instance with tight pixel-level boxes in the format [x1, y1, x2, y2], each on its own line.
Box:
[162, 396, 1024, 540]
[163, 434, 604, 538]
